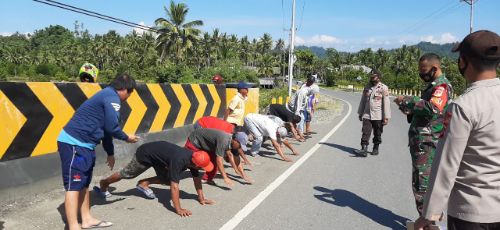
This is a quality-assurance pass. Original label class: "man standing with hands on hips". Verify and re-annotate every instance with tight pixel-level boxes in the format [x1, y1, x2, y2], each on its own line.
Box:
[356, 70, 391, 157]
[415, 30, 500, 230]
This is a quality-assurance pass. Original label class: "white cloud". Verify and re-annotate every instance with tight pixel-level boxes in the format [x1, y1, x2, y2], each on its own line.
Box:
[293, 34, 343, 47]
[420, 33, 458, 44]
[365, 37, 377, 44]
[133, 21, 148, 35]
[295, 36, 306, 45]
[0, 32, 13, 36]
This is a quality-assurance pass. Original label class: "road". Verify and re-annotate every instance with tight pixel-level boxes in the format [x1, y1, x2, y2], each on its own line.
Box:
[2, 88, 420, 230]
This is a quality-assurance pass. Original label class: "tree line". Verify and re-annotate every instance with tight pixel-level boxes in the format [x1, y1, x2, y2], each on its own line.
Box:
[1, 0, 490, 94]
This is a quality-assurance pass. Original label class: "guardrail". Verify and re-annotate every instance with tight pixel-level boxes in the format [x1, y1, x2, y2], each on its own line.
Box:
[336, 85, 458, 98]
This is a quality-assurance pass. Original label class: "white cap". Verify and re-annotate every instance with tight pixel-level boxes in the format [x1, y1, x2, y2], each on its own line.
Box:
[309, 84, 320, 95]
[277, 127, 288, 137]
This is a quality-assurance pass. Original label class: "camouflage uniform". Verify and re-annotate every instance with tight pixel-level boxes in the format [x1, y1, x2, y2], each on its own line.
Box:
[398, 74, 453, 215]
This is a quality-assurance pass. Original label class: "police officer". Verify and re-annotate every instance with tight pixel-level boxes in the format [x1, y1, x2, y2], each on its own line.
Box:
[415, 30, 500, 230]
[394, 53, 453, 216]
[356, 70, 391, 157]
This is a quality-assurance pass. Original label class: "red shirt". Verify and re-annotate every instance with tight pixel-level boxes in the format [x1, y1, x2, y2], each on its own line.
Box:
[197, 116, 234, 134]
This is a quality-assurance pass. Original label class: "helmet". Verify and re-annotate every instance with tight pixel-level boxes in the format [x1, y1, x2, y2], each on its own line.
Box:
[212, 74, 223, 84]
[79, 63, 99, 82]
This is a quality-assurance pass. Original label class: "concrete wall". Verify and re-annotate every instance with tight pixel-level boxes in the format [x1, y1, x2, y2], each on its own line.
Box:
[0, 82, 259, 206]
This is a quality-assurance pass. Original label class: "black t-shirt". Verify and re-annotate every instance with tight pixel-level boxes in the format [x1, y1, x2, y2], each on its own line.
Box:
[135, 141, 199, 183]
[269, 104, 295, 122]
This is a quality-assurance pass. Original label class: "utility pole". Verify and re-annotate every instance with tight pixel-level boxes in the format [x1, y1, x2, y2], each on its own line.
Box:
[287, 0, 296, 97]
[462, 0, 475, 34]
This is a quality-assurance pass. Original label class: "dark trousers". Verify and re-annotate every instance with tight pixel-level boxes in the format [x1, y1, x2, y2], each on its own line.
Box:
[448, 215, 500, 230]
[361, 119, 383, 146]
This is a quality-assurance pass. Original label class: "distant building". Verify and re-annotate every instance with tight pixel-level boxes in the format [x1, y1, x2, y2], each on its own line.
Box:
[340, 65, 372, 74]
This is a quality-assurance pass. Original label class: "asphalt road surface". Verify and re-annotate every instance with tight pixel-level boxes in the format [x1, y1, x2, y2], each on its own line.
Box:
[2, 88, 421, 230]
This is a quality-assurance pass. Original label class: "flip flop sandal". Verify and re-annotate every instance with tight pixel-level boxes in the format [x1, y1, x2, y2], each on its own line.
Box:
[92, 186, 112, 199]
[82, 220, 113, 229]
[136, 185, 156, 199]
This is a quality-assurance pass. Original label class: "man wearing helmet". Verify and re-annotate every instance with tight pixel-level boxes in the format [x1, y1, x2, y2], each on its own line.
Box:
[79, 63, 99, 83]
[211, 74, 224, 85]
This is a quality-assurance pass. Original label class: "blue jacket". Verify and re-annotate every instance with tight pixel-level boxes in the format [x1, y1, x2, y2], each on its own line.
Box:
[59, 86, 128, 155]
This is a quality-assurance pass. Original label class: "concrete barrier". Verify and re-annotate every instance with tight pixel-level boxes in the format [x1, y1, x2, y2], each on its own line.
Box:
[0, 81, 258, 204]
[0, 82, 227, 162]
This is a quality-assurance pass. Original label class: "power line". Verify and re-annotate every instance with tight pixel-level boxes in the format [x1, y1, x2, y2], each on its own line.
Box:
[32, 0, 157, 32]
[297, 0, 306, 31]
[399, 0, 460, 35]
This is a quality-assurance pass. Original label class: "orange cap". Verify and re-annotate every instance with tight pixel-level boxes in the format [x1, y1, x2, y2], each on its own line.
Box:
[192, 151, 214, 172]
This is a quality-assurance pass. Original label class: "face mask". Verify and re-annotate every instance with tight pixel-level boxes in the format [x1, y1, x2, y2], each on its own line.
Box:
[458, 58, 468, 77]
[419, 67, 436, 82]
[370, 80, 379, 85]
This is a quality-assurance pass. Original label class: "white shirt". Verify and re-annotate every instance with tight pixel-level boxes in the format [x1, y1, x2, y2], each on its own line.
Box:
[245, 113, 279, 140]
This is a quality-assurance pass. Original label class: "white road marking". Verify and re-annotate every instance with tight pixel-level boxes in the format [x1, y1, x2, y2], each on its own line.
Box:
[220, 97, 353, 230]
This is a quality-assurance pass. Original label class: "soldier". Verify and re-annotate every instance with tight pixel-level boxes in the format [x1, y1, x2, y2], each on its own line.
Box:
[394, 53, 453, 216]
[415, 30, 500, 230]
[355, 70, 391, 157]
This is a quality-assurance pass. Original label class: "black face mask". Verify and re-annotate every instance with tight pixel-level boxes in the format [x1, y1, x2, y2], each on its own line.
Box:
[458, 58, 468, 77]
[419, 67, 436, 82]
[370, 80, 379, 85]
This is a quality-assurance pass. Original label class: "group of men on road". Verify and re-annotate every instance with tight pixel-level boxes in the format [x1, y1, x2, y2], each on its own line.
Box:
[58, 64, 320, 229]
[355, 30, 500, 230]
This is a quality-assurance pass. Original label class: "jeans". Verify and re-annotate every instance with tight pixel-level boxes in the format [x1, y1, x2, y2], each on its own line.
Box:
[297, 110, 306, 133]
[244, 117, 263, 155]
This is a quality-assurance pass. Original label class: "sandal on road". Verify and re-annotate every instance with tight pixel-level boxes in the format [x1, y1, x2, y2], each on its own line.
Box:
[136, 185, 156, 199]
[82, 221, 113, 229]
[93, 186, 112, 199]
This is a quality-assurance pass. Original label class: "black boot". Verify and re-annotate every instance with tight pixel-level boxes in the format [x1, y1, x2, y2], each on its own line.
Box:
[371, 144, 379, 156]
[359, 145, 368, 157]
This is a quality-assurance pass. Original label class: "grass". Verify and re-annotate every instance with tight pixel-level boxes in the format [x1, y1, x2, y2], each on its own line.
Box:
[259, 87, 289, 110]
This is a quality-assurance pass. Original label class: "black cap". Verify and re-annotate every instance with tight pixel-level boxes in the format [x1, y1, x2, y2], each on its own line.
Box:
[307, 75, 316, 83]
[453, 30, 500, 61]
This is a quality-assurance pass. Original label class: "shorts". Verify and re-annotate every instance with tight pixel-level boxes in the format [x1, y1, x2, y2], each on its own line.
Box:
[58, 142, 96, 191]
[119, 155, 169, 182]
[193, 121, 202, 130]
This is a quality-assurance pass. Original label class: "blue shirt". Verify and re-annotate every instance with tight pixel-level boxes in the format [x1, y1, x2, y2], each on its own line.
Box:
[57, 86, 128, 155]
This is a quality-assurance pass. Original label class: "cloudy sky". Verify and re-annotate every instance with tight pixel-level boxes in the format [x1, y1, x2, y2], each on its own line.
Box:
[2, 0, 499, 52]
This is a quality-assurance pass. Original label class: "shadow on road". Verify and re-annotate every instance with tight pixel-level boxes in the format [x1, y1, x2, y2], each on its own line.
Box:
[319, 142, 364, 157]
[257, 150, 283, 161]
[313, 186, 409, 229]
[57, 187, 126, 229]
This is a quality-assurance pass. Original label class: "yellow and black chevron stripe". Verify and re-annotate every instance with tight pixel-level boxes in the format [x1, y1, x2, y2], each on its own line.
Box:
[0, 82, 226, 162]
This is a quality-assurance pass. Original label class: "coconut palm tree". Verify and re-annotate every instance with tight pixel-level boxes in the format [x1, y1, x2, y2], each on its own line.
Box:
[155, 0, 203, 63]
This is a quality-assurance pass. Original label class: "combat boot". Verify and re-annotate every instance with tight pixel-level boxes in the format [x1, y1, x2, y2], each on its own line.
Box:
[355, 145, 368, 157]
[371, 144, 379, 156]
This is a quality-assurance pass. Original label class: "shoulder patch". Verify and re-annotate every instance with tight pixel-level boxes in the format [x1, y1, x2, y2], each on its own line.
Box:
[111, 103, 121, 111]
[433, 86, 445, 97]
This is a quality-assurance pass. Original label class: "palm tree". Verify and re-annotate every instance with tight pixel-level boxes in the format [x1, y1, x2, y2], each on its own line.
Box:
[239, 36, 251, 66]
[258, 33, 273, 55]
[155, 0, 203, 63]
[258, 54, 276, 77]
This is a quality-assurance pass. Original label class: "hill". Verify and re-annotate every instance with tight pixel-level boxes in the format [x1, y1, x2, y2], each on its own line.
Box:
[295, 42, 459, 59]
[413, 42, 459, 59]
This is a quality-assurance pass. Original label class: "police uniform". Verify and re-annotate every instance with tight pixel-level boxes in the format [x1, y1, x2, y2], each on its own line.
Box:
[399, 74, 453, 215]
[357, 82, 391, 150]
[422, 30, 500, 229]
